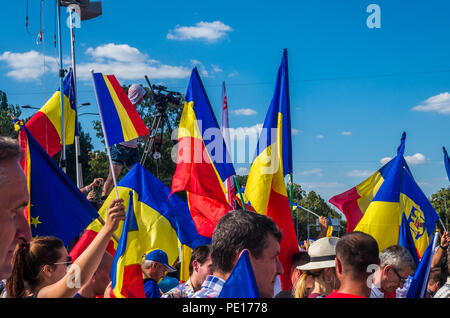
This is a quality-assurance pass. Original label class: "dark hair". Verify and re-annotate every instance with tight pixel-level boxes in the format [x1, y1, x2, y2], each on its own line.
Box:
[292, 251, 310, 269]
[0, 136, 21, 162]
[211, 210, 283, 274]
[6, 236, 64, 298]
[428, 267, 441, 285]
[335, 231, 379, 280]
[189, 245, 212, 276]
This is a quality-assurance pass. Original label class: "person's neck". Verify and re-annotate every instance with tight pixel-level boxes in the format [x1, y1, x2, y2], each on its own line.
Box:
[190, 274, 203, 292]
[77, 284, 95, 298]
[310, 278, 333, 296]
[212, 271, 230, 282]
[337, 276, 371, 297]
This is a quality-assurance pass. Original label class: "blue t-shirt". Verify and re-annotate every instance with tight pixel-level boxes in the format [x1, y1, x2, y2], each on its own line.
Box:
[144, 279, 161, 298]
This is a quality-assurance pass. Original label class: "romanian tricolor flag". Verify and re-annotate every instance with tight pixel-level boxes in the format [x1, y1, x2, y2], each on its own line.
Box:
[171, 68, 235, 238]
[79, 163, 209, 295]
[326, 216, 333, 237]
[329, 133, 439, 257]
[24, 68, 77, 157]
[17, 125, 99, 245]
[244, 49, 299, 291]
[91, 72, 149, 147]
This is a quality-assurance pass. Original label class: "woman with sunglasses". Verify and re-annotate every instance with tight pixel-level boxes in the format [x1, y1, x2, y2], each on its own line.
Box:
[6, 198, 125, 298]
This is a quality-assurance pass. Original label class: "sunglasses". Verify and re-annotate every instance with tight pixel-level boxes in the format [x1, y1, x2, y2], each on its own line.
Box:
[54, 255, 73, 267]
[391, 266, 407, 284]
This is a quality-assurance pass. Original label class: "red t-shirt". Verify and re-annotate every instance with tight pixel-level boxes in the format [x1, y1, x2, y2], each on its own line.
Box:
[325, 290, 367, 298]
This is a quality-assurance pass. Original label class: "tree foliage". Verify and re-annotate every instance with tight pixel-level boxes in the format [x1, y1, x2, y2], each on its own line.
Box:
[0, 90, 22, 138]
[430, 187, 450, 233]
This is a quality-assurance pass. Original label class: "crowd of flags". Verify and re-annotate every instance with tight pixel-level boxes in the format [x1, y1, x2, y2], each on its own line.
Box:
[11, 48, 449, 298]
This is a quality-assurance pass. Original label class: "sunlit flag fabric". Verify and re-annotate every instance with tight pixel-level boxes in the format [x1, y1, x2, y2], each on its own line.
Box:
[91, 72, 149, 147]
[110, 191, 146, 298]
[398, 213, 420, 266]
[18, 125, 99, 245]
[326, 216, 333, 237]
[82, 163, 210, 290]
[444, 147, 450, 183]
[330, 133, 439, 256]
[171, 68, 235, 238]
[407, 232, 438, 298]
[219, 250, 261, 298]
[244, 49, 299, 291]
[24, 68, 77, 157]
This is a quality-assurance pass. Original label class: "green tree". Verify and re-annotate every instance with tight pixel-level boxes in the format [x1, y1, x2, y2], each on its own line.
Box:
[430, 187, 450, 233]
[0, 90, 22, 138]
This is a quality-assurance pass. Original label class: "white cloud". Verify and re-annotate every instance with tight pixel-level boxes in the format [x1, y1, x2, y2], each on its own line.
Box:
[300, 168, 323, 177]
[0, 44, 192, 82]
[379, 153, 427, 166]
[228, 124, 263, 141]
[316, 135, 324, 139]
[235, 167, 249, 175]
[211, 64, 223, 73]
[0, 50, 59, 81]
[346, 170, 372, 178]
[231, 108, 257, 116]
[78, 43, 191, 81]
[228, 71, 239, 78]
[300, 181, 345, 190]
[341, 131, 352, 136]
[167, 21, 233, 42]
[292, 128, 301, 135]
[412, 92, 450, 114]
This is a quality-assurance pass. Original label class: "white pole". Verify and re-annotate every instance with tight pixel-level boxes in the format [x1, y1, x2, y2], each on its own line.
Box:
[70, 7, 83, 188]
[90, 70, 119, 199]
[296, 204, 320, 219]
[56, 0, 66, 172]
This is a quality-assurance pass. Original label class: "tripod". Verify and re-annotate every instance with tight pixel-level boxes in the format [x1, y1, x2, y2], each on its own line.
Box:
[140, 110, 171, 167]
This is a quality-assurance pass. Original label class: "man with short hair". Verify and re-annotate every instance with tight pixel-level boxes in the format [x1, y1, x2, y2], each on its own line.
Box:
[370, 245, 416, 298]
[426, 267, 442, 298]
[326, 231, 380, 298]
[0, 136, 32, 281]
[162, 245, 213, 298]
[74, 252, 114, 298]
[191, 210, 284, 298]
[141, 249, 176, 298]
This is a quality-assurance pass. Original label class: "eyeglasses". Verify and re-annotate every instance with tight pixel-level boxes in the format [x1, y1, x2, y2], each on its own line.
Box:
[54, 256, 73, 268]
[391, 266, 407, 284]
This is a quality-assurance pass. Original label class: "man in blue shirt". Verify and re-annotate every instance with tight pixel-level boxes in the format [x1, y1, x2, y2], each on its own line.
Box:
[141, 249, 176, 298]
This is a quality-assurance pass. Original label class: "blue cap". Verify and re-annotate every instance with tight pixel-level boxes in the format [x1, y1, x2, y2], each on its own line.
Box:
[144, 249, 176, 272]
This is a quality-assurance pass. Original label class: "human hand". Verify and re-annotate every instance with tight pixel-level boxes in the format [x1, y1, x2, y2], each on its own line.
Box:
[104, 198, 126, 234]
[319, 216, 329, 230]
[90, 178, 104, 188]
[441, 231, 449, 248]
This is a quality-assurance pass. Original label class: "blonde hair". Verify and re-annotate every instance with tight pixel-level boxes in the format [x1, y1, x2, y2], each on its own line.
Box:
[292, 270, 322, 298]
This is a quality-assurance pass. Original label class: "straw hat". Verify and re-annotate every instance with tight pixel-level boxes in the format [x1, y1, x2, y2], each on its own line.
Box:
[297, 237, 339, 271]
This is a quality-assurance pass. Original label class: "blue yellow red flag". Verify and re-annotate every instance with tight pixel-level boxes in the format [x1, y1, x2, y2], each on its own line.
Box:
[331, 133, 439, 257]
[91, 72, 149, 147]
[244, 49, 299, 291]
[398, 212, 420, 266]
[171, 68, 235, 238]
[24, 68, 77, 157]
[326, 216, 334, 237]
[87, 163, 209, 289]
[219, 250, 261, 298]
[18, 125, 98, 245]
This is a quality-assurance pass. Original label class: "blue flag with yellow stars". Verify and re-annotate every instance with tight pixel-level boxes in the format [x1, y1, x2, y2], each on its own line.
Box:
[19, 126, 99, 245]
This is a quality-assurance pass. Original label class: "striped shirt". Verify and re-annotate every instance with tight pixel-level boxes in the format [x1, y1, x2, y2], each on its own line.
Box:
[190, 275, 226, 298]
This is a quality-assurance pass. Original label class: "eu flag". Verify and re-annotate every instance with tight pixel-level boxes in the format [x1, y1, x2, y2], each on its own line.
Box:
[19, 126, 99, 245]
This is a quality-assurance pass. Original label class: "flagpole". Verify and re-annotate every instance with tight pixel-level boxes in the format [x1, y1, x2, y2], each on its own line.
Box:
[296, 204, 320, 219]
[69, 7, 83, 188]
[289, 173, 294, 213]
[90, 70, 120, 199]
[233, 176, 246, 211]
[56, 0, 66, 173]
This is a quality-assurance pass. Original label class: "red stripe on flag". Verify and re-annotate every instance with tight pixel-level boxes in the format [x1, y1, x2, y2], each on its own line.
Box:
[172, 137, 229, 204]
[329, 187, 363, 233]
[69, 229, 116, 261]
[266, 189, 299, 291]
[26, 112, 61, 157]
[106, 75, 149, 137]
[119, 264, 146, 298]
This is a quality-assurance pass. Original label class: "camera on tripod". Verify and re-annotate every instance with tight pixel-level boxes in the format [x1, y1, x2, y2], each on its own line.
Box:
[150, 84, 182, 113]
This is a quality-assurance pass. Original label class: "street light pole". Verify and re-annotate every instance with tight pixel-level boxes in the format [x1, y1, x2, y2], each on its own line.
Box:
[56, 0, 66, 173]
[69, 6, 83, 188]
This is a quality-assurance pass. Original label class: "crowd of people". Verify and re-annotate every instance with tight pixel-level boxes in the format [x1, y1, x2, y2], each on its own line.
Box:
[1, 124, 450, 298]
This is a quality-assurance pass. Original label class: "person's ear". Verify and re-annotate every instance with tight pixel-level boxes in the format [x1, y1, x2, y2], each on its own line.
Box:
[192, 260, 199, 272]
[41, 264, 54, 278]
[335, 257, 342, 276]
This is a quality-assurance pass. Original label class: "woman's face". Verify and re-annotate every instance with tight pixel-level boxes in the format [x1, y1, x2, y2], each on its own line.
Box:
[49, 247, 72, 284]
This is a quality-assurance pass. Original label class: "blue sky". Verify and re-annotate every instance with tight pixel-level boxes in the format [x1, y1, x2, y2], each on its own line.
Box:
[1, 1, 450, 217]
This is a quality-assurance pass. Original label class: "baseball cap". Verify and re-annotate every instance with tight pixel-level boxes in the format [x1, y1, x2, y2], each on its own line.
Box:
[144, 249, 176, 272]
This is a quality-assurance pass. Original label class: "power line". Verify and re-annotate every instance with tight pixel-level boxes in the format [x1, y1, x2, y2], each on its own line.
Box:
[6, 68, 450, 96]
